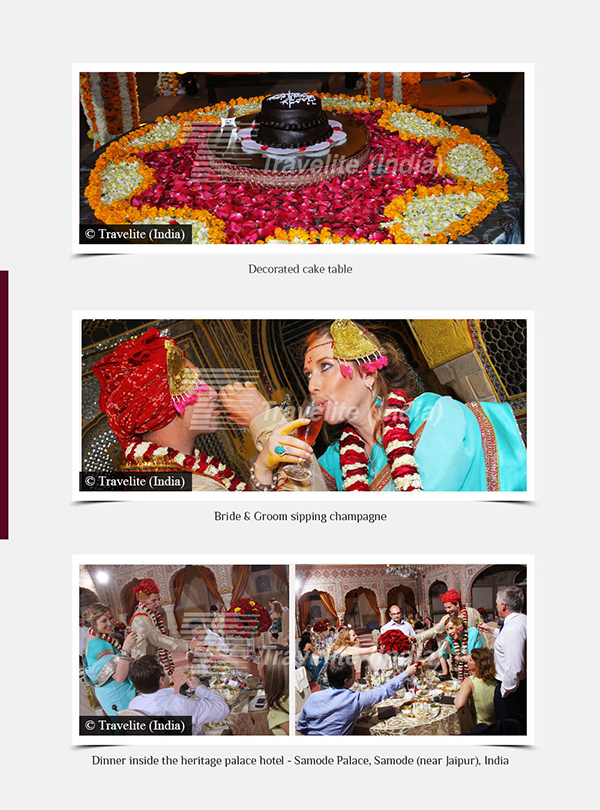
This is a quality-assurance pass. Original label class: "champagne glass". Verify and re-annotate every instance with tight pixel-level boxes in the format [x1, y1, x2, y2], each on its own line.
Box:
[282, 397, 325, 481]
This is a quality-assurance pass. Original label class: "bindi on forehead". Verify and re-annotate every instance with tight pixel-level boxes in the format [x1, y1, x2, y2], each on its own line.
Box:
[304, 338, 334, 366]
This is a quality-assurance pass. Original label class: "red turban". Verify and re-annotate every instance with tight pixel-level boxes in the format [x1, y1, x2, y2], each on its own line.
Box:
[93, 328, 178, 449]
[134, 578, 160, 601]
[440, 589, 462, 604]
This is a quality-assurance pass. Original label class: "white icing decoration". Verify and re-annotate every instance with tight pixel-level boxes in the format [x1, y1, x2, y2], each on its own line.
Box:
[269, 91, 317, 107]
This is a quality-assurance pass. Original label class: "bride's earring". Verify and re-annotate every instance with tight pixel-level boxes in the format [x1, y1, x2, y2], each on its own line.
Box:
[369, 385, 382, 408]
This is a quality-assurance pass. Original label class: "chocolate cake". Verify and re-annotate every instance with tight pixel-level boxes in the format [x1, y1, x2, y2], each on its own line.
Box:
[251, 92, 333, 148]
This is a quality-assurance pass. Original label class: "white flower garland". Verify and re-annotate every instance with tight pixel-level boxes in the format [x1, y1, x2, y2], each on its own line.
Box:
[392, 73, 403, 102]
[383, 191, 484, 243]
[100, 161, 146, 205]
[382, 110, 457, 141]
[444, 143, 495, 183]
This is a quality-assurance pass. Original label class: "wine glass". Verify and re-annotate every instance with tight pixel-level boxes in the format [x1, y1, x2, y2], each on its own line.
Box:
[282, 397, 325, 481]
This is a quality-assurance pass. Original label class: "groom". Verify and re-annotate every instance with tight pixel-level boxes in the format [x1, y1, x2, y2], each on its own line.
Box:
[93, 329, 272, 491]
[129, 578, 196, 677]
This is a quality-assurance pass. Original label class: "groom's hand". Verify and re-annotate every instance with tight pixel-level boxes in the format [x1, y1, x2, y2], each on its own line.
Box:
[219, 382, 270, 427]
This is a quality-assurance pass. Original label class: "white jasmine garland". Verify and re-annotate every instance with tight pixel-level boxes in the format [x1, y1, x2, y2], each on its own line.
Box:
[321, 95, 375, 113]
[444, 143, 495, 183]
[88, 73, 110, 146]
[383, 192, 484, 243]
[128, 121, 182, 149]
[100, 161, 145, 205]
[118, 73, 135, 134]
[384, 110, 457, 141]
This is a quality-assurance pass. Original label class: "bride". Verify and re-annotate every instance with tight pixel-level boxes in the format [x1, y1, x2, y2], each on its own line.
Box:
[233, 319, 527, 492]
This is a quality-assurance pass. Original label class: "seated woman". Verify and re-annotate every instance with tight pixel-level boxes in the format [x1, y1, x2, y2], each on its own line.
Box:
[454, 648, 497, 729]
[330, 627, 377, 659]
[245, 319, 527, 492]
[82, 603, 137, 715]
[211, 645, 289, 734]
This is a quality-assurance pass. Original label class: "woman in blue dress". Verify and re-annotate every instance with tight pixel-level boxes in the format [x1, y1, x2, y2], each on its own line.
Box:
[82, 603, 137, 715]
[252, 319, 527, 492]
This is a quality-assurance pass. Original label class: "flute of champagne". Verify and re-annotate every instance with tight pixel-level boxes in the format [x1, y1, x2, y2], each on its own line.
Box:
[282, 397, 325, 482]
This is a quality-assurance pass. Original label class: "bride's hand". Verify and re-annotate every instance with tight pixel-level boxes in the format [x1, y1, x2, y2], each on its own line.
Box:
[122, 631, 137, 652]
[254, 419, 313, 482]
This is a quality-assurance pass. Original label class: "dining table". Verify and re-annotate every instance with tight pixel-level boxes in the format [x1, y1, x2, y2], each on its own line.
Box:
[352, 676, 469, 736]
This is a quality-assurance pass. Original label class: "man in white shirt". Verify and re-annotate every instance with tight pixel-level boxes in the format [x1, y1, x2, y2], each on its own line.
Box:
[481, 586, 527, 733]
[380, 605, 415, 636]
[129, 655, 229, 735]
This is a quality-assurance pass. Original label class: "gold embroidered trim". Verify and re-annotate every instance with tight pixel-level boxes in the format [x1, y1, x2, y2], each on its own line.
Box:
[370, 465, 392, 491]
[465, 402, 500, 491]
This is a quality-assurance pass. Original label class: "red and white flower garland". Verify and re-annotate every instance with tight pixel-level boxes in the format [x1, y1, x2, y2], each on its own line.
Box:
[89, 628, 122, 651]
[339, 389, 423, 491]
[447, 607, 470, 681]
[123, 440, 249, 491]
[131, 602, 176, 675]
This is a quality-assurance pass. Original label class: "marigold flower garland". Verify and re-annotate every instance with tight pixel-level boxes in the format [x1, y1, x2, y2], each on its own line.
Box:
[83, 93, 510, 244]
[339, 389, 422, 491]
[363, 73, 421, 105]
[154, 72, 181, 96]
[80, 72, 140, 150]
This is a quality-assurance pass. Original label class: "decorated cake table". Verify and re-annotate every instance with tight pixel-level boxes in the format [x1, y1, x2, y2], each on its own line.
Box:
[80, 93, 523, 245]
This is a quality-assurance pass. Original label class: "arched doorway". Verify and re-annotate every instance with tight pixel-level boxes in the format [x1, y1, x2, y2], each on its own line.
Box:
[79, 587, 99, 618]
[429, 580, 448, 624]
[169, 566, 223, 632]
[344, 587, 380, 630]
[297, 589, 337, 631]
[470, 564, 527, 619]
[386, 585, 417, 615]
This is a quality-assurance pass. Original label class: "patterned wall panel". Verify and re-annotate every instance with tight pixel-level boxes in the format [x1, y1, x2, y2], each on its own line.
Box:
[296, 563, 524, 616]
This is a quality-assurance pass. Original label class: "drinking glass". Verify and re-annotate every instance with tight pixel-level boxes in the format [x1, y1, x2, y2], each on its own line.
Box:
[282, 397, 325, 481]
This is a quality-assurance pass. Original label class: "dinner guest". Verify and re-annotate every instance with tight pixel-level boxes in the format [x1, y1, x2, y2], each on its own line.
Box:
[297, 656, 417, 735]
[381, 605, 416, 636]
[453, 648, 497, 730]
[330, 627, 377, 658]
[480, 586, 527, 732]
[81, 603, 137, 715]
[128, 655, 229, 735]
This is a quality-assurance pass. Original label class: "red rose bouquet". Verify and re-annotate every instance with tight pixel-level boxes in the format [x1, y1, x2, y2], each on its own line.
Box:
[225, 598, 271, 638]
[312, 619, 329, 633]
[377, 629, 412, 654]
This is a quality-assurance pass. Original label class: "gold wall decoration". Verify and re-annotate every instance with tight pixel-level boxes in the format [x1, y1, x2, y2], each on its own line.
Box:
[408, 320, 474, 369]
